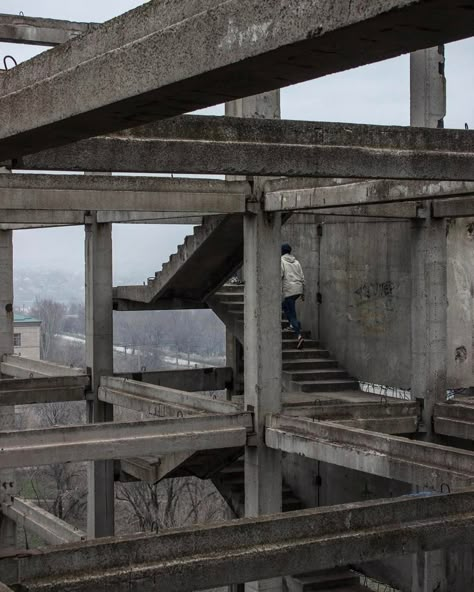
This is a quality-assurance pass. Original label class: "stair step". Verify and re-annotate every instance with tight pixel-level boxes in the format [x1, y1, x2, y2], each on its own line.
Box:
[282, 495, 303, 512]
[283, 339, 319, 350]
[283, 359, 339, 371]
[294, 379, 360, 393]
[283, 349, 331, 360]
[290, 569, 360, 591]
[289, 369, 351, 381]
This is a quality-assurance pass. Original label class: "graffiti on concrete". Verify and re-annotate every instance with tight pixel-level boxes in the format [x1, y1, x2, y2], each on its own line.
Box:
[354, 281, 396, 300]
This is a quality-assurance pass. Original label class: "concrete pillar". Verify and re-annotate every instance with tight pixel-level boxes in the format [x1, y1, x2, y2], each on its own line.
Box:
[232, 90, 282, 592]
[0, 229, 16, 548]
[410, 46, 446, 128]
[410, 47, 449, 592]
[85, 215, 114, 538]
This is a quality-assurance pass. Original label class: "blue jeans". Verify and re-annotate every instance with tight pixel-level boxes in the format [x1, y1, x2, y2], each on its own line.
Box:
[282, 295, 301, 337]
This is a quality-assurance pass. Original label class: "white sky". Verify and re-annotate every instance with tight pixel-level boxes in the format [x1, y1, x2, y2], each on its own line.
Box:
[1, 1, 473, 282]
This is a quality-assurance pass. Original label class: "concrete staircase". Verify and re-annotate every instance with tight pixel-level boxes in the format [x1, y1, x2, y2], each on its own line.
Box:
[212, 458, 303, 518]
[209, 284, 360, 396]
[114, 214, 244, 309]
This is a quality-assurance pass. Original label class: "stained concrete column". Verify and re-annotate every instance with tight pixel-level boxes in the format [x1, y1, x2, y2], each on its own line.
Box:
[410, 46, 448, 592]
[237, 90, 282, 592]
[85, 215, 114, 538]
[0, 229, 16, 548]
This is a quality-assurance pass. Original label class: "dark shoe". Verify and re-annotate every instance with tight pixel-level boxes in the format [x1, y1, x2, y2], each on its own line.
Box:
[296, 335, 304, 350]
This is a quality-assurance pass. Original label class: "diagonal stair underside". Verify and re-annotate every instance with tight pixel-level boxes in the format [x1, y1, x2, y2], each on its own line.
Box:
[114, 214, 244, 309]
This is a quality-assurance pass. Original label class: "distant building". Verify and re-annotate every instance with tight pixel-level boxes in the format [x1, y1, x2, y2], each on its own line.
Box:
[13, 314, 42, 360]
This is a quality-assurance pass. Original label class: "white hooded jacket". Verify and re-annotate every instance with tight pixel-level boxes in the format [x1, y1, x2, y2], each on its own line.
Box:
[281, 254, 305, 299]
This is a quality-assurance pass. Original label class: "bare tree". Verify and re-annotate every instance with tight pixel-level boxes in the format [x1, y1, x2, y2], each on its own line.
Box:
[31, 298, 66, 360]
[116, 477, 227, 534]
[20, 402, 87, 527]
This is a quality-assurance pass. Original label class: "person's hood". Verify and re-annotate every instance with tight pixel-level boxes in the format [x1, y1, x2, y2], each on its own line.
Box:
[282, 254, 296, 263]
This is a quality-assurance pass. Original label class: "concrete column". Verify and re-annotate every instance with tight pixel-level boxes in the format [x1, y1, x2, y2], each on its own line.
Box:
[410, 46, 446, 128]
[0, 229, 16, 548]
[234, 90, 282, 592]
[410, 46, 449, 592]
[226, 330, 243, 401]
[85, 215, 114, 538]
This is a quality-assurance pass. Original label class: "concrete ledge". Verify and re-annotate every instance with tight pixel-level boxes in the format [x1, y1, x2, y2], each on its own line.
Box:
[0, 376, 89, 406]
[0, 413, 252, 469]
[1, 355, 86, 379]
[3, 491, 474, 591]
[266, 414, 474, 490]
[114, 367, 233, 393]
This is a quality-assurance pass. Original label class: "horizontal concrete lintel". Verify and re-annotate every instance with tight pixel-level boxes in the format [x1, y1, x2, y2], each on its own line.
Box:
[119, 451, 192, 484]
[434, 403, 474, 440]
[0, 13, 94, 46]
[1, 355, 86, 378]
[114, 367, 233, 393]
[0, 412, 252, 469]
[432, 197, 474, 218]
[1, 0, 472, 161]
[0, 375, 88, 406]
[264, 180, 474, 211]
[0, 209, 205, 227]
[4, 491, 474, 591]
[8, 117, 474, 180]
[282, 400, 420, 421]
[265, 414, 474, 490]
[2, 497, 85, 545]
[100, 376, 239, 415]
[0, 175, 249, 213]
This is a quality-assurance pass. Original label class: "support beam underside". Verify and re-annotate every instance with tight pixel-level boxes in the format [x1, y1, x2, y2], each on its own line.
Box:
[0, 0, 472, 159]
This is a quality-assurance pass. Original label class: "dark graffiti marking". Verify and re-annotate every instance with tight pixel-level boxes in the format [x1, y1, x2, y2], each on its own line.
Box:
[354, 281, 396, 300]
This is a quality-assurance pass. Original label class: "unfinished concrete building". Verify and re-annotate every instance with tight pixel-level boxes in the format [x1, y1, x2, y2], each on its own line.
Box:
[1, 1, 474, 590]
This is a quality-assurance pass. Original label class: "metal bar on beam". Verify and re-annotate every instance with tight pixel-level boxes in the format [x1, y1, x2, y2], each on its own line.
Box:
[9, 116, 474, 180]
[0, 13, 94, 46]
[3, 491, 474, 592]
[1, 497, 85, 545]
[0, 175, 249, 213]
[265, 414, 474, 490]
[0, 413, 252, 469]
[0, 0, 472, 160]
[264, 180, 474, 212]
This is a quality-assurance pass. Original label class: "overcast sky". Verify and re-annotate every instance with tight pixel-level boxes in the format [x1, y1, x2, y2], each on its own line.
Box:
[1, 1, 473, 283]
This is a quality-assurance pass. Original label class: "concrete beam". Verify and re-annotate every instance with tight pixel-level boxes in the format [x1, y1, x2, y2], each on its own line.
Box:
[0, 413, 252, 469]
[1, 0, 472, 160]
[115, 367, 233, 393]
[264, 180, 474, 212]
[1, 355, 86, 379]
[0, 13, 94, 46]
[3, 491, 474, 592]
[265, 414, 474, 490]
[0, 376, 89, 406]
[1, 497, 85, 545]
[119, 452, 191, 484]
[0, 175, 248, 213]
[432, 197, 474, 218]
[99, 376, 240, 416]
[8, 116, 474, 180]
[0, 211, 203, 229]
[434, 402, 474, 441]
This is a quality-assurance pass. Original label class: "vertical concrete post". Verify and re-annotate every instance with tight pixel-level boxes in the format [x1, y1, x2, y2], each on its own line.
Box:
[85, 215, 114, 538]
[231, 90, 282, 592]
[410, 47, 448, 592]
[0, 229, 16, 548]
[410, 46, 446, 128]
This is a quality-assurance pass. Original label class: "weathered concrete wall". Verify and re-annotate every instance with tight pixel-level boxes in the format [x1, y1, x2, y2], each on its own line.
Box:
[447, 218, 474, 388]
[283, 216, 412, 388]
